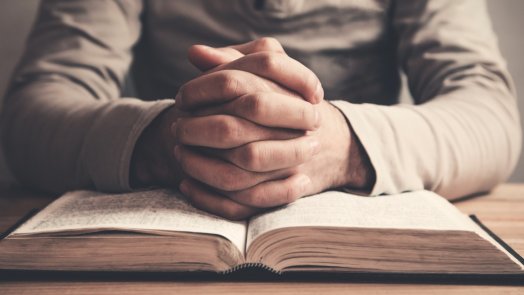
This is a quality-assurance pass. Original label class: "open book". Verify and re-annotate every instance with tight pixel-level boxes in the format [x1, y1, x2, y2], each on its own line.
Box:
[0, 189, 523, 274]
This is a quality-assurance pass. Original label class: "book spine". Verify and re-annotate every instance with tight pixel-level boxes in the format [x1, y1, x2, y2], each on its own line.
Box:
[221, 262, 281, 275]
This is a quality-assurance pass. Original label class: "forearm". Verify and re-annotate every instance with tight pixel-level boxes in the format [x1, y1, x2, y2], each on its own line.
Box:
[362, 0, 523, 198]
[0, 0, 163, 193]
[1, 79, 174, 193]
[332, 84, 521, 199]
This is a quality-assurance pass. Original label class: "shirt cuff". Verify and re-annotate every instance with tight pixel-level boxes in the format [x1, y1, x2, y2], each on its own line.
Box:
[330, 100, 424, 196]
[81, 98, 175, 192]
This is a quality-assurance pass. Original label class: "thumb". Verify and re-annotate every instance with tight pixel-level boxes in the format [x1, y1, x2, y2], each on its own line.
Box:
[188, 45, 244, 72]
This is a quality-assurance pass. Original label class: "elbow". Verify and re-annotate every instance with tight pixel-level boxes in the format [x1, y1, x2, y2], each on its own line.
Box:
[434, 88, 521, 200]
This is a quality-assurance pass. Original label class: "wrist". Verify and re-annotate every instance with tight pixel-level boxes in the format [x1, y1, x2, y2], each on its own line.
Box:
[328, 102, 375, 191]
[130, 105, 183, 188]
[129, 114, 161, 188]
[346, 128, 375, 190]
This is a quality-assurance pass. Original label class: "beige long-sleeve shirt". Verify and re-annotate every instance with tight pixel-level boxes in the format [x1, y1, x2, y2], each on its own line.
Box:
[1, 0, 521, 198]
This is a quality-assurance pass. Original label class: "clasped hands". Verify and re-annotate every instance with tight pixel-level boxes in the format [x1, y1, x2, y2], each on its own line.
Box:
[132, 38, 373, 220]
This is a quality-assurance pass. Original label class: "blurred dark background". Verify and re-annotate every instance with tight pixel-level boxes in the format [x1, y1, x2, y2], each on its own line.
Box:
[0, 0, 522, 184]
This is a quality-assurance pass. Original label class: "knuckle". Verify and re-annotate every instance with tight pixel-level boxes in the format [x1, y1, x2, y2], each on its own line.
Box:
[257, 52, 280, 73]
[239, 144, 263, 171]
[178, 82, 203, 105]
[255, 37, 283, 52]
[239, 93, 266, 119]
[218, 72, 241, 97]
[214, 116, 240, 144]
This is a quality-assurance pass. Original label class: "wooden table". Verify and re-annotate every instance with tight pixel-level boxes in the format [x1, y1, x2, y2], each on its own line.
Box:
[0, 184, 523, 294]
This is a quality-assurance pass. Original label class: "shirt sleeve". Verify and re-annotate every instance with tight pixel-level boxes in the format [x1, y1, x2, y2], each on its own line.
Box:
[1, 0, 175, 193]
[331, 0, 521, 199]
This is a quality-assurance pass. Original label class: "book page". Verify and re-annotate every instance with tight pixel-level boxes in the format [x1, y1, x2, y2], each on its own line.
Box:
[247, 190, 477, 249]
[13, 189, 247, 252]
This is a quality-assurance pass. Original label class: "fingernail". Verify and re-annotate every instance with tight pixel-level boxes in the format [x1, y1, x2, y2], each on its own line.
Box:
[298, 175, 311, 193]
[179, 181, 189, 194]
[309, 139, 321, 154]
[174, 145, 181, 161]
[170, 122, 177, 136]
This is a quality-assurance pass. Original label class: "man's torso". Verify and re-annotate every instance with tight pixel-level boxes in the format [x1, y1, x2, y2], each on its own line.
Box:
[132, 0, 400, 104]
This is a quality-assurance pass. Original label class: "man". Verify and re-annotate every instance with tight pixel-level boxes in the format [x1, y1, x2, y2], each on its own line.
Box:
[1, 0, 521, 220]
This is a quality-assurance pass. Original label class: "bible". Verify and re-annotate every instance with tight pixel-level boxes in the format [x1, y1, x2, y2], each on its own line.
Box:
[0, 189, 523, 274]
